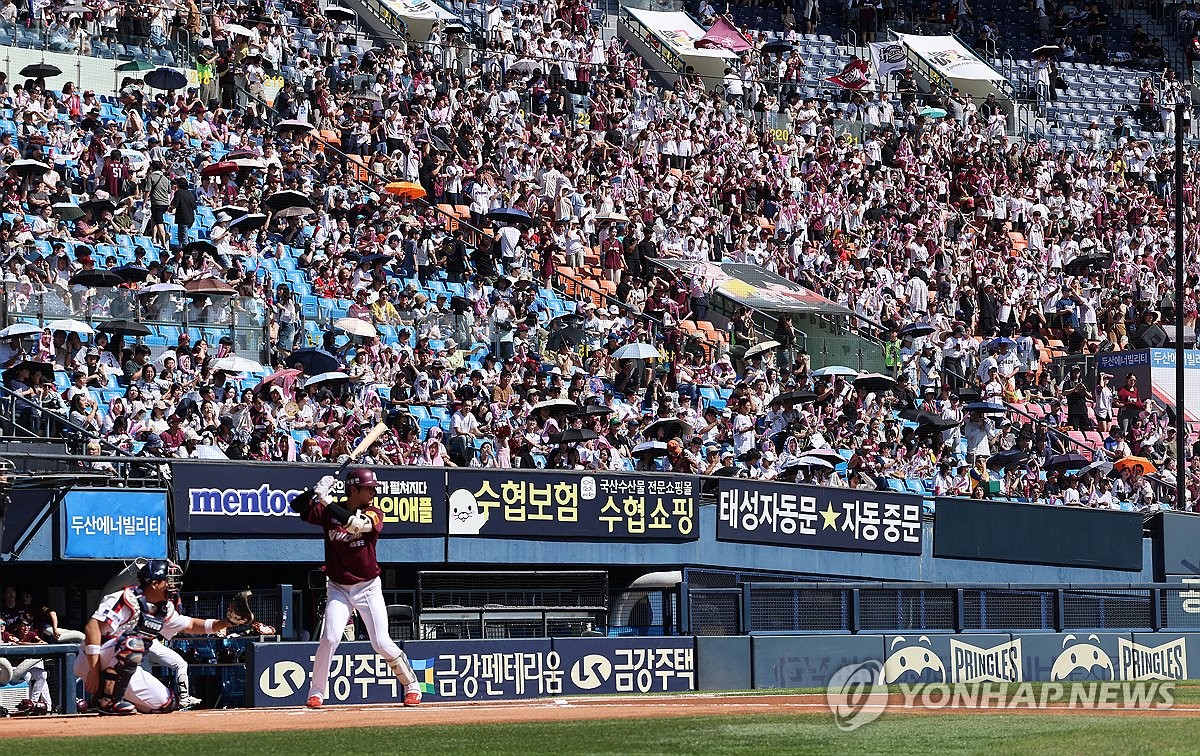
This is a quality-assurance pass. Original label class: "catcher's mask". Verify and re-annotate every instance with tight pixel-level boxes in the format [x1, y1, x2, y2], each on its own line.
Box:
[138, 559, 184, 594]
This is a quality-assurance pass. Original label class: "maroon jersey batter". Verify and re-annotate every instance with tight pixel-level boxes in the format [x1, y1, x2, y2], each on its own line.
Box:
[302, 498, 384, 585]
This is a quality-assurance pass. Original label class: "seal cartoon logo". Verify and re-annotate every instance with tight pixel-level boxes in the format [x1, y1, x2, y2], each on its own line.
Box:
[447, 488, 489, 535]
[1051, 634, 1115, 681]
[883, 636, 946, 684]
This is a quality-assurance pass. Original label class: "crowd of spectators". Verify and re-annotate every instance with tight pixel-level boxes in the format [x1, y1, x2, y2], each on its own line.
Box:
[0, 0, 1190, 511]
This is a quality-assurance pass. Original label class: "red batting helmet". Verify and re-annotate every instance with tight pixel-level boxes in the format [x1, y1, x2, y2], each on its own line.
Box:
[346, 467, 378, 488]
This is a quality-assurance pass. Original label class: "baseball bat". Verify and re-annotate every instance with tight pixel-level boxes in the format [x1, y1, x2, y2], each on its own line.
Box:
[333, 420, 391, 478]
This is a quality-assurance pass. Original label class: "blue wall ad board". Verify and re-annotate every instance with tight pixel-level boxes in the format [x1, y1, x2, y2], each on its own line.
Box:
[247, 637, 696, 707]
[61, 489, 167, 559]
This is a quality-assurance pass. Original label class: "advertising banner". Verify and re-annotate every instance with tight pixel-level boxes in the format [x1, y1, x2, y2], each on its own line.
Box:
[446, 470, 698, 540]
[173, 462, 445, 536]
[716, 479, 922, 555]
[61, 489, 167, 560]
[247, 637, 696, 707]
[895, 33, 1006, 83]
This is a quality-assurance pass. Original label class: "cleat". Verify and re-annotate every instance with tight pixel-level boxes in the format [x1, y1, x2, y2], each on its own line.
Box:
[403, 691, 421, 707]
[98, 699, 137, 715]
[306, 695, 323, 709]
[250, 621, 276, 635]
[178, 695, 203, 710]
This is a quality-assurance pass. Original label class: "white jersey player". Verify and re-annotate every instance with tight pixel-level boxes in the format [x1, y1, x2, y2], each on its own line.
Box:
[76, 560, 241, 715]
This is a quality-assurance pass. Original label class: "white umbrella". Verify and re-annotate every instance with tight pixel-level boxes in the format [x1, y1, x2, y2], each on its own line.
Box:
[612, 342, 661, 360]
[47, 318, 94, 335]
[1030, 203, 1050, 218]
[223, 23, 255, 37]
[139, 283, 187, 294]
[231, 157, 266, 170]
[744, 340, 782, 359]
[154, 349, 177, 366]
[0, 323, 42, 338]
[532, 398, 579, 412]
[335, 317, 377, 338]
[508, 58, 543, 74]
[801, 448, 846, 465]
[812, 365, 859, 377]
[595, 211, 630, 222]
[305, 371, 350, 386]
[213, 355, 265, 374]
[796, 455, 837, 469]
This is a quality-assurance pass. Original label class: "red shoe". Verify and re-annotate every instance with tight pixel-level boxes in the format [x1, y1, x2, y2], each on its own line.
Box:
[306, 695, 323, 709]
[403, 691, 421, 707]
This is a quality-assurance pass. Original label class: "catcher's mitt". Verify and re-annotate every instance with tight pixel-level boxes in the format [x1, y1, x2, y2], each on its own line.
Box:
[225, 590, 255, 626]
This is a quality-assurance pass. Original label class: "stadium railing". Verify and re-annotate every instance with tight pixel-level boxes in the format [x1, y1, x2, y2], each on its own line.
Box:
[680, 581, 1200, 635]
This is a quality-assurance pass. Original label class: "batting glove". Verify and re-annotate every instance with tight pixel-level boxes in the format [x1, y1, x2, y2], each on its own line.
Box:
[345, 511, 373, 536]
[314, 475, 337, 503]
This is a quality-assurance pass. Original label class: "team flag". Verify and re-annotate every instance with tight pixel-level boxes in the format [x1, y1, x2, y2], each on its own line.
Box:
[828, 58, 871, 90]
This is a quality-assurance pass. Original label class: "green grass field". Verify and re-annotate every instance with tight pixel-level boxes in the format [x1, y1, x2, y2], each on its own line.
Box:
[20, 711, 1200, 756]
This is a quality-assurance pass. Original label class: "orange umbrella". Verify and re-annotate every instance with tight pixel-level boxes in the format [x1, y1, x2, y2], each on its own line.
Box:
[1114, 456, 1156, 476]
[383, 181, 427, 200]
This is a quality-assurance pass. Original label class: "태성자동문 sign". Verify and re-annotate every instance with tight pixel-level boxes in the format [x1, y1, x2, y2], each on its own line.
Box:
[715, 478, 922, 554]
[172, 462, 445, 536]
[446, 469, 699, 540]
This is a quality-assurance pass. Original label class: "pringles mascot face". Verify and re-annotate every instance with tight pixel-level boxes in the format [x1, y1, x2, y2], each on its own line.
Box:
[883, 636, 946, 684]
[1051, 634, 1115, 681]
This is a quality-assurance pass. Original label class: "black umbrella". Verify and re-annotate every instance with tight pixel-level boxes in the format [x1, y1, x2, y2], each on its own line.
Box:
[486, 207, 534, 226]
[4, 360, 54, 383]
[899, 322, 936, 337]
[81, 197, 117, 215]
[547, 327, 586, 351]
[571, 404, 613, 418]
[265, 190, 314, 212]
[964, 401, 1007, 414]
[771, 390, 817, 406]
[357, 253, 392, 267]
[98, 319, 152, 337]
[644, 417, 693, 440]
[1047, 453, 1089, 472]
[988, 449, 1030, 470]
[853, 373, 897, 392]
[955, 388, 981, 403]
[20, 62, 61, 78]
[548, 428, 599, 444]
[549, 313, 586, 330]
[901, 408, 954, 426]
[69, 269, 124, 288]
[915, 417, 959, 436]
[277, 119, 316, 133]
[231, 213, 268, 231]
[287, 347, 340, 375]
[213, 204, 249, 218]
[1063, 252, 1112, 275]
[9, 159, 50, 176]
[144, 67, 188, 91]
[761, 39, 794, 55]
[184, 240, 218, 257]
[112, 265, 149, 283]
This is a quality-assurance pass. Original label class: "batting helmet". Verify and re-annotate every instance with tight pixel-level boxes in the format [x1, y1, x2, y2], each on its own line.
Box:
[346, 467, 379, 488]
[137, 559, 183, 589]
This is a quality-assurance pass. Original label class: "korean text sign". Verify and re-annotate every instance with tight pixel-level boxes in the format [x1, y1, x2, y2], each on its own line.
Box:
[716, 478, 923, 554]
[248, 638, 695, 707]
[62, 489, 167, 559]
[447, 470, 699, 540]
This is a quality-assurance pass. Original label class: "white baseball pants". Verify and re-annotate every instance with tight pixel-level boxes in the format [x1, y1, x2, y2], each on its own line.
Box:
[73, 641, 174, 712]
[145, 639, 191, 698]
[309, 576, 417, 701]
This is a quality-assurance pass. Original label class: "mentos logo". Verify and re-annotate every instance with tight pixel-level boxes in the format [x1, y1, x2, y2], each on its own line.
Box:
[189, 486, 304, 516]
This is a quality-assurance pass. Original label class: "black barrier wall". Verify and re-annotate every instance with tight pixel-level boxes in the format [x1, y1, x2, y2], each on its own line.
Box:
[933, 497, 1144, 570]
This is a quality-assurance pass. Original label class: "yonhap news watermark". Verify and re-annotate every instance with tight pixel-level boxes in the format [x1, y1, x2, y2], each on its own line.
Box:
[826, 661, 1176, 732]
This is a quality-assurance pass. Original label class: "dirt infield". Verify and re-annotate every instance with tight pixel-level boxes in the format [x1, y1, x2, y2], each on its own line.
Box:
[7, 693, 1200, 739]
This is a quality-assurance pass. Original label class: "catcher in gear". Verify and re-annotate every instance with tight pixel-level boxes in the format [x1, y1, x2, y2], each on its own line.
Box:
[291, 467, 421, 708]
[76, 559, 257, 715]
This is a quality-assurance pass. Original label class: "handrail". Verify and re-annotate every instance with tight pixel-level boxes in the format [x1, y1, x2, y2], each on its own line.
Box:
[0, 379, 137, 458]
